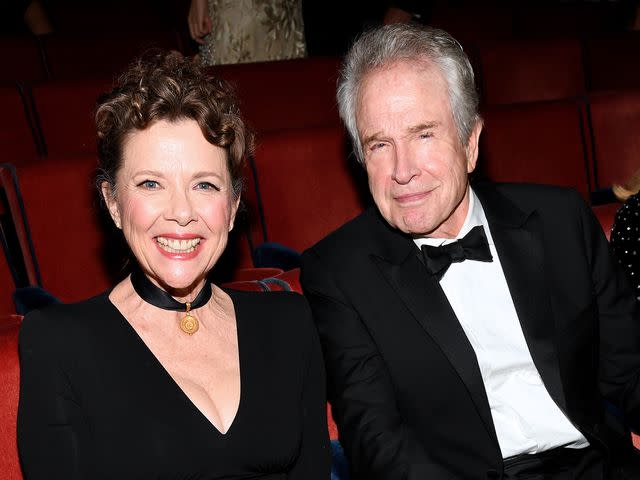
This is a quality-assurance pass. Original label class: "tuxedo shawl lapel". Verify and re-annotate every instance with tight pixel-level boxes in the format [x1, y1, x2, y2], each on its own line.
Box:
[367, 210, 500, 447]
[475, 184, 567, 411]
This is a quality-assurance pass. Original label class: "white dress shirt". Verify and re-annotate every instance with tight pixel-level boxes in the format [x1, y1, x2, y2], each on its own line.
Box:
[414, 187, 588, 459]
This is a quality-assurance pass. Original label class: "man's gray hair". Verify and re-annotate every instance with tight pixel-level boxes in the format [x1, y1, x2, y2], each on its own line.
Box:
[337, 23, 480, 163]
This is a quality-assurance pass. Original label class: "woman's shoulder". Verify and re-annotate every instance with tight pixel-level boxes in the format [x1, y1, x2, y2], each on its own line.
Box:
[226, 289, 315, 336]
[20, 292, 114, 346]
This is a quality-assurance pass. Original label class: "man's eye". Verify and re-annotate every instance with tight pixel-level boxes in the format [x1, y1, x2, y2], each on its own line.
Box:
[419, 132, 433, 139]
[138, 180, 159, 189]
[371, 142, 386, 151]
[195, 182, 220, 191]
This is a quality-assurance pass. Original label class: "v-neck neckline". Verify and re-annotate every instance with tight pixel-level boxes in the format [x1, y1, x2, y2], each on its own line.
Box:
[105, 287, 245, 438]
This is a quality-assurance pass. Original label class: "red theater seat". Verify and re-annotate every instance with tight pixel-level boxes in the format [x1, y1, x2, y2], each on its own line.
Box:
[0, 36, 47, 83]
[210, 57, 341, 134]
[0, 86, 40, 164]
[0, 317, 22, 480]
[0, 252, 16, 316]
[592, 203, 621, 241]
[480, 99, 591, 200]
[477, 37, 585, 106]
[589, 90, 640, 189]
[16, 155, 117, 302]
[31, 78, 113, 156]
[584, 32, 640, 92]
[41, 31, 179, 80]
[252, 126, 368, 252]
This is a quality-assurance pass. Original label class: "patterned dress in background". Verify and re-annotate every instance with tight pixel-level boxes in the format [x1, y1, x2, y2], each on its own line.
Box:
[200, 0, 306, 65]
[611, 192, 640, 301]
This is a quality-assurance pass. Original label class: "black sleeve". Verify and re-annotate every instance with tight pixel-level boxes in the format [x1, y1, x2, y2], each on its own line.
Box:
[17, 309, 89, 480]
[301, 252, 456, 480]
[577, 194, 640, 431]
[288, 299, 331, 479]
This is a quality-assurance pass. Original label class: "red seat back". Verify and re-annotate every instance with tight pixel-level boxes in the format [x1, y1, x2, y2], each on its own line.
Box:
[31, 78, 113, 156]
[0, 317, 23, 480]
[480, 100, 591, 199]
[0, 36, 47, 83]
[0, 86, 39, 164]
[589, 90, 640, 189]
[592, 203, 620, 241]
[253, 126, 368, 252]
[41, 32, 179, 81]
[478, 38, 585, 106]
[585, 32, 640, 92]
[16, 155, 118, 302]
[210, 57, 341, 134]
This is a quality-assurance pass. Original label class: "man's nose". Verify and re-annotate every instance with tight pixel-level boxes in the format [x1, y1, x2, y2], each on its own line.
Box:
[392, 145, 420, 184]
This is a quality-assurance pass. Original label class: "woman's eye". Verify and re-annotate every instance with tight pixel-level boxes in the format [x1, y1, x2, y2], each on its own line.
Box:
[195, 182, 220, 191]
[138, 180, 159, 189]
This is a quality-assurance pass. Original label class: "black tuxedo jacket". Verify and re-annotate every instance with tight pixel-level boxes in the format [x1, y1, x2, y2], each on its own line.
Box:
[301, 182, 640, 479]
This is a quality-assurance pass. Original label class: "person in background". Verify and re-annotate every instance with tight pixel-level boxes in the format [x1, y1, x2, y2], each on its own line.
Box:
[18, 50, 329, 479]
[188, 0, 306, 65]
[611, 170, 640, 299]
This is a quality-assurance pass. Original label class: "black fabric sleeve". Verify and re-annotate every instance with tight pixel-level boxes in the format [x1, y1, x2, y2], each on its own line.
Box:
[17, 309, 88, 480]
[301, 252, 455, 480]
[288, 299, 331, 479]
[577, 193, 640, 432]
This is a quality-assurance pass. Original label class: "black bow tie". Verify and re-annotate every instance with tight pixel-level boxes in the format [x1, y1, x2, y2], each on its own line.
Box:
[421, 225, 493, 281]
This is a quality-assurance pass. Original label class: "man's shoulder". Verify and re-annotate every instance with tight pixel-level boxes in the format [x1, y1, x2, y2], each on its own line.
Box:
[479, 182, 585, 213]
[306, 207, 381, 257]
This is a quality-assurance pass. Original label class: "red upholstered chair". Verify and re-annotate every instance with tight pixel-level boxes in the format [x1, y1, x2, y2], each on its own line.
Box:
[0, 86, 40, 164]
[588, 90, 640, 190]
[252, 126, 368, 253]
[209, 57, 341, 134]
[40, 31, 179, 80]
[479, 99, 591, 200]
[0, 36, 48, 83]
[0, 316, 23, 480]
[16, 155, 119, 302]
[230, 268, 284, 282]
[585, 32, 640, 92]
[220, 280, 269, 292]
[592, 203, 621, 241]
[477, 37, 585, 106]
[0, 250, 16, 316]
[30, 78, 113, 156]
[430, 4, 514, 44]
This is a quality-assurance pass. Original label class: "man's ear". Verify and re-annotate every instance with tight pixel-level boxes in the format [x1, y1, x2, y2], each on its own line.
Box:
[101, 182, 121, 229]
[465, 118, 483, 174]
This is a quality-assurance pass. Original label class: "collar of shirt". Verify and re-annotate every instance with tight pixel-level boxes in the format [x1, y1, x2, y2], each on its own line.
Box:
[413, 187, 494, 249]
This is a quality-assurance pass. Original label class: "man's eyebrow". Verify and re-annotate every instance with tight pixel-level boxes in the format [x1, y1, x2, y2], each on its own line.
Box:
[362, 131, 385, 146]
[407, 121, 440, 134]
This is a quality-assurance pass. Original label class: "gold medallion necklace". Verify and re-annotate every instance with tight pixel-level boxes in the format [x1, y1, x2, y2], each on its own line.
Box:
[130, 269, 211, 335]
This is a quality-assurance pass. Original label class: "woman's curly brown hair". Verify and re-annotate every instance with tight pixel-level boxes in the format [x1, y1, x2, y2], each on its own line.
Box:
[96, 50, 252, 198]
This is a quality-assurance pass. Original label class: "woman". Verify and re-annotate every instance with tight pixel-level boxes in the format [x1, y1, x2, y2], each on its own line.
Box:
[187, 0, 306, 66]
[17, 51, 329, 479]
[611, 171, 640, 300]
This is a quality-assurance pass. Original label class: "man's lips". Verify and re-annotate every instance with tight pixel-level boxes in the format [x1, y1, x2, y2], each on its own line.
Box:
[394, 191, 431, 204]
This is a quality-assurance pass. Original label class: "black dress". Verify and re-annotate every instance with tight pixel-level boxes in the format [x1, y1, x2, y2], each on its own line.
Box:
[17, 288, 330, 479]
[611, 193, 640, 301]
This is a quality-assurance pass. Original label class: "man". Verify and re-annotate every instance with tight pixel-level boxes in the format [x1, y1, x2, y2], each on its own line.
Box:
[301, 23, 640, 479]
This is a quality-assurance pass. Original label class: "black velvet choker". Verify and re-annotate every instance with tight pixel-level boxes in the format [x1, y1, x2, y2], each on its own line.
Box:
[130, 269, 212, 335]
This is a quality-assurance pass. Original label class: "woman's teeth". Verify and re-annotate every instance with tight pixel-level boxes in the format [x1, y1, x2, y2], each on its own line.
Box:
[156, 237, 201, 253]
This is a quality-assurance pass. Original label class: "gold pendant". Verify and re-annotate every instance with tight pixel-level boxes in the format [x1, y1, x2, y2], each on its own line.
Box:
[180, 302, 199, 335]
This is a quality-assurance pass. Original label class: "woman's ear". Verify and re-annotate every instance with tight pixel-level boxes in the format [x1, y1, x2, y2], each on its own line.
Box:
[101, 181, 121, 229]
[229, 195, 241, 232]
